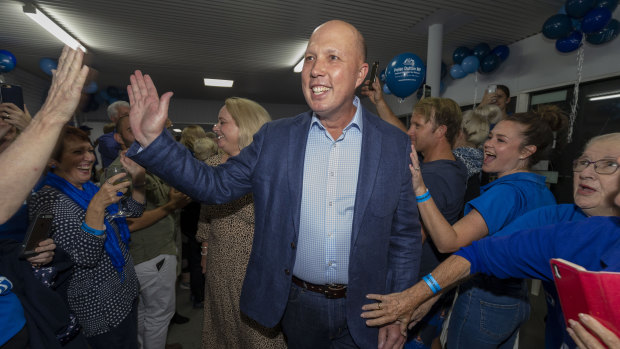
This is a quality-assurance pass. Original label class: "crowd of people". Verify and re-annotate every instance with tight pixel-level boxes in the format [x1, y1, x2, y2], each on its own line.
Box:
[1, 19, 618, 349]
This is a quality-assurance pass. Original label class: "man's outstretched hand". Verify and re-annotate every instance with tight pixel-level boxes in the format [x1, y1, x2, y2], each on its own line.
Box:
[127, 70, 173, 147]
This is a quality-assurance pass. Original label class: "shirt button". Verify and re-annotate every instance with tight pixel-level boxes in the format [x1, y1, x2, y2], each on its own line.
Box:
[284, 269, 290, 275]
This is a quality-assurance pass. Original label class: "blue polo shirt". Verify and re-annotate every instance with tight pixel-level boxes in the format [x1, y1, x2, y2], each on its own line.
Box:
[456, 216, 620, 349]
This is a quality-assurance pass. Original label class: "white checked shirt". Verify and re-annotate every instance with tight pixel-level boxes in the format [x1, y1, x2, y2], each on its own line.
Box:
[292, 97, 363, 285]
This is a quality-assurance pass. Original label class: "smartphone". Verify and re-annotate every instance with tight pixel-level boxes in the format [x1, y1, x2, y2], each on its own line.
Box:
[422, 84, 432, 99]
[487, 84, 497, 94]
[368, 61, 379, 90]
[19, 213, 54, 259]
[0, 84, 24, 111]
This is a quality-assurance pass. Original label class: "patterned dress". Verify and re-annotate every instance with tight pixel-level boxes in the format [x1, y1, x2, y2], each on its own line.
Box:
[28, 186, 142, 337]
[196, 154, 286, 349]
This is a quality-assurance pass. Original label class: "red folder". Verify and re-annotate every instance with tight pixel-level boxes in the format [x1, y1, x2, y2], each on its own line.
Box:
[550, 258, 620, 338]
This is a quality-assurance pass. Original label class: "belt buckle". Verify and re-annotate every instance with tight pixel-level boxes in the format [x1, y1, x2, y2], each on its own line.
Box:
[324, 284, 346, 299]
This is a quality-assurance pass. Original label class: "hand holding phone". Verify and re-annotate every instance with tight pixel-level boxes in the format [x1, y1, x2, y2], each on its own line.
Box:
[0, 84, 24, 111]
[368, 61, 379, 90]
[20, 213, 54, 259]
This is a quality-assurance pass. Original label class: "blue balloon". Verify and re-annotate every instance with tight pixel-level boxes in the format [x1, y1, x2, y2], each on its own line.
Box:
[595, 0, 618, 12]
[571, 18, 583, 31]
[491, 45, 510, 62]
[461, 56, 480, 74]
[39, 58, 57, 76]
[0, 50, 16, 73]
[382, 83, 391, 95]
[472, 43, 491, 60]
[480, 54, 501, 73]
[556, 31, 583, 52]
[452, 46, 470, 65]
[385, 53, 425, 98]
[581, 7, 612, 33]
[542, 14, 573, 39]
[586, 18, 619, 44]
[379, 69, 386, 83]
[566, 0, 596, 18]
[449, 64, 466, 79]
[84, 81, 98, 94]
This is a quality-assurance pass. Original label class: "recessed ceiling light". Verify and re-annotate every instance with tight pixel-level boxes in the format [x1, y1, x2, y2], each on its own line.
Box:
[23, 4, 86, 52]
[204, 78, 234, 87]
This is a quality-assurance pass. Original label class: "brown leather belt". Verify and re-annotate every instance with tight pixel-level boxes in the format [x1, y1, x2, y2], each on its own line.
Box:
[292, 276, 347, 299]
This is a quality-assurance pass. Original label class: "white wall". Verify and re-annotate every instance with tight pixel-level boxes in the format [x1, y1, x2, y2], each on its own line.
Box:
[373, 19, 620, 115]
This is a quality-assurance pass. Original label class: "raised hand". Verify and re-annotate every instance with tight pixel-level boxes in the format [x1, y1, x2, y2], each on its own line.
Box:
[408, 143, 427, 196]
[360, 79, 384, 105]
[127, 70, 173, 147]
[37, 46, 89, 124]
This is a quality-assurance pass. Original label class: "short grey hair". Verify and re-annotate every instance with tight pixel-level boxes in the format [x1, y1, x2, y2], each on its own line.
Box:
[107, 101, 130, 121]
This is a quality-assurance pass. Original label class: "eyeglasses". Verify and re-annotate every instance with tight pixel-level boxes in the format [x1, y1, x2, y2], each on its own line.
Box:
[572, 159, 619, 175]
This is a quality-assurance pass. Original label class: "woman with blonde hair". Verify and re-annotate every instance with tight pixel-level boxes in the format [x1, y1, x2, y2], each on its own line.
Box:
[179, 125, 207, 154]
[453, 108, 491, 203]
[197, 97, 285, 348]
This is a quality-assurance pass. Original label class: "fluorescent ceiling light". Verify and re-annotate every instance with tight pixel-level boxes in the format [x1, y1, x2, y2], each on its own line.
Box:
[589, 93, 620, 101]
[172, 128, 182, 133]
[293, 58, 304, 73]
[23, 4, 86, 52]
[203, 78, 234, 87]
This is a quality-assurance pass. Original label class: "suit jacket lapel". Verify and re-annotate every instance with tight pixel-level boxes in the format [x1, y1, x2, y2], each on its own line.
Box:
[351, 109, 381, 246]
[288, 112, 312, 238]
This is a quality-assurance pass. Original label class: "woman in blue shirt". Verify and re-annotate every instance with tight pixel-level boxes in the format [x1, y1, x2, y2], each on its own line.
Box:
[490, 132, 620, 348]
[407, 106, 566, 348]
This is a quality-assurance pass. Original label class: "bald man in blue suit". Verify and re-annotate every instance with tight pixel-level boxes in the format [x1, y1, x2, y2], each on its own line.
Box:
[127, 20, 421, 349]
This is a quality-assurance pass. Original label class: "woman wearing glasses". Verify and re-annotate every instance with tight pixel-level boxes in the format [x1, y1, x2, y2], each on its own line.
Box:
[482, 132, 620, 348]
[364, 133, 620, 349]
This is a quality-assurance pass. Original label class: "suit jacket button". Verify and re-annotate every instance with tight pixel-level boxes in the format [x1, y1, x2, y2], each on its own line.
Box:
[291, 242, 296, 249]
[284, 269, 290, 275]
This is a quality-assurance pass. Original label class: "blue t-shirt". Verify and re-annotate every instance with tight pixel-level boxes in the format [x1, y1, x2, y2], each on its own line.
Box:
[492, 204, 588, 348]
[0, 276, 26, 346]
[456, 216, 620, 349]
[465, 172, 557, 235]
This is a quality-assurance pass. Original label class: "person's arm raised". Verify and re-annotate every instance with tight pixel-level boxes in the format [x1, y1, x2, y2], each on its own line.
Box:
[360, 79, 408, 133]
[0, 46, 88, 223]
[127, 70, 173, 147]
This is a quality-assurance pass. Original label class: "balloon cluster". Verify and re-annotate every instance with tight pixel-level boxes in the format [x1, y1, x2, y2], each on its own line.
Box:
[0, 50, 17, 73]
[83, 86, 129, 113]
[449, 43, 510, 79]
[381, 52, 426, 99]
[542, 0, 618, 52]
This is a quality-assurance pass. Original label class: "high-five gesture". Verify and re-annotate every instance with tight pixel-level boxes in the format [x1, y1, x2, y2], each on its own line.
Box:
[127, 71, 173, 147]
[38, 46, 89, 125]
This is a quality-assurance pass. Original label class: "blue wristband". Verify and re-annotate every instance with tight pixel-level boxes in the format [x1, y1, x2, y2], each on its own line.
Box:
[422, 273, 441, 294]
[416, 189, 431, 203]
[81, 222, 105, 236]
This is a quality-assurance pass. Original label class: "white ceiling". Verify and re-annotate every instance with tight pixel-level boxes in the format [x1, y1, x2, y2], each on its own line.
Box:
[1, 0, 564, 105]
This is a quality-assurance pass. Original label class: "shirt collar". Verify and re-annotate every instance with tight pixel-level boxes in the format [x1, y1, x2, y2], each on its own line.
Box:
[310, 96, 363, 133]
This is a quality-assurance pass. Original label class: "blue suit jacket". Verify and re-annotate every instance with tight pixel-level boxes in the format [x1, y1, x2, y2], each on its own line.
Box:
[128, 105, 421, 347]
